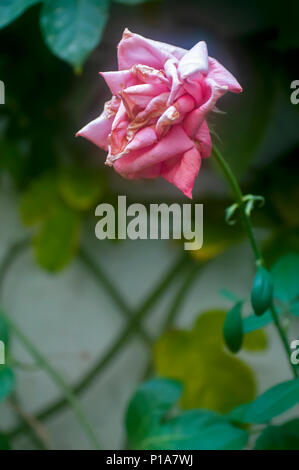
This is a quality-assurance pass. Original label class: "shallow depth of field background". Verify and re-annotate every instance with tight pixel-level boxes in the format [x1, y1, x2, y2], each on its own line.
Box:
[0, 0, 298, 449]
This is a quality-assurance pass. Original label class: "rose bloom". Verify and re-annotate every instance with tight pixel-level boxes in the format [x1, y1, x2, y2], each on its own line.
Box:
[77, 29, 242, 198]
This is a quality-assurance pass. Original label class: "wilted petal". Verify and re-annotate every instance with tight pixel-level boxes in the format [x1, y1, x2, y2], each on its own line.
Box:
[132, 64, 168, 86]
[113, 124, 194, 176]
[208, 58, 242, 93]
[194, 120, 212, 158]
[100, 70, 137, 96]
[178, 41, 209, 80]
[184, 78, 227, 137]
[118, 29, 184, 70]
[121, 83, 167, 119]
[109, 127, 158, 164]
[164, 59, 182, 104]
[76, 110, 113, 150]
[162, 146, 201, 198]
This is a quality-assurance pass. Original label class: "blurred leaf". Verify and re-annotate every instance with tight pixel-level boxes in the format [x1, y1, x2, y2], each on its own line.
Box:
[223, 302, 243, 354]
[255, 419, 299, 450]
[271, 253, 299, 304]
[114, 0, 152, 4]
[0, 433, 11, 450]
[0, 313, 9, 349]
[290, 301, 299, 317]
[0, 367, 15, 402]
[0, 0, 40, 29]
[125, 378, 249, 450]
[220, 289, 242, 303]
[243, 311, 273, 333]
[126, 378, 182, 448]
[242, 329, 267, 351]
[40, 0, 110, 68]
[230, 379, 299, 424]
[154, 310, 256, 414]
[20, 174, 58, 226]
[58, 167, 104, 211]
[34, 201, 81, 272]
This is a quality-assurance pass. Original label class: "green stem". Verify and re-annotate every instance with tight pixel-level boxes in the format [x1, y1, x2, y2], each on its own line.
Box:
[8, 393, 51, 450]
[212, 144, 297, 379]
[0, 310, 101, 449]
[8, 252, 187, 438]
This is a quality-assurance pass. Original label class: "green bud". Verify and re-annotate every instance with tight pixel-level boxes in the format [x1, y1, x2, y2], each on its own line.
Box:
[251, 266, 273, 317]
[223, 302, 243, 354]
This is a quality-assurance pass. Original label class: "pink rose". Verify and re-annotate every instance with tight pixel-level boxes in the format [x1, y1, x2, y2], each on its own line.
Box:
[77, 29, 242, 198]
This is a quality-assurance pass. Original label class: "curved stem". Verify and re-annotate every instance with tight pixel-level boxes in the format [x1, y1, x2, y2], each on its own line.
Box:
[0, 310, 101, 449]
[9, 393, 52, 450]
[8, 252, 187, 438]
[212, 144, 297, 378]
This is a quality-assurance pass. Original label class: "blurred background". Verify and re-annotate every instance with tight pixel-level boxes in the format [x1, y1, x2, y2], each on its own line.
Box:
[0, 0, 298, 450]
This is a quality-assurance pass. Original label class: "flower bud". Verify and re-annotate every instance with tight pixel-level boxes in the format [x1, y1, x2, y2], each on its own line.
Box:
[251, 266, 273, 317]
[223, 302, 243, 354]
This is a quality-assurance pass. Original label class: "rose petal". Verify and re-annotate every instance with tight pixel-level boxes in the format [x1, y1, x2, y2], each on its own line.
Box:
[110, 127, 158, 163]
[184, 78, 227, 137]
[194, 120, 212, 158]
[208, 57, 242, 93]
[100, 70, 137, 96]
[118, 29, 185, 70]
[76, 110, 113, 150]
[132, 64, 169, 86]
[178, 41, 209, 80]
[162, 145, 201, 198]
[113, 124, 194, 176]
[164, 59, 182, 104]
[121, 83, 168, 119]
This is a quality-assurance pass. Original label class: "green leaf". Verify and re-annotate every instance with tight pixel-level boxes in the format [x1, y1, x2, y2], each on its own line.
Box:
[0, 367, 15, 402]
[34, 202, 81, 272]
[125, 378, 248, 450]
[290, 301, 299, 317]
[243, 310, 273, 333]
[20, 174, 58, 226]
[271, 253, 299, 304]
[0, 0, 40, 29]
[114, 0, 151, 4]
[230, 379, 299, 424]
[223, 302, 243, 353]
[251, 267, 273, 317]
[126, 378, 182, 448]
[0, 433, 11, 450]
[58, 167, 104, 211]
[255, 419, 299, 450]
[242, 329, 267, 352]
[0, 313, 9, 349]
[40, 0, 110, 68]
[154, 310, 256, 414]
